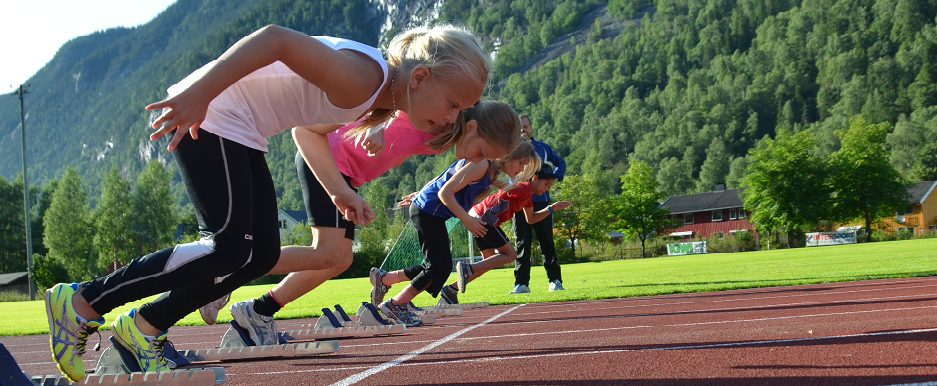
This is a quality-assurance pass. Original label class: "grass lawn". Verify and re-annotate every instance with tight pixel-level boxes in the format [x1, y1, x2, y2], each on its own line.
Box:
[2, 237, 935, 336]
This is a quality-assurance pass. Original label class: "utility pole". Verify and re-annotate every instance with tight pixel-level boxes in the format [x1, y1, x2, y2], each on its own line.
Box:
[15, 84, 35, 300]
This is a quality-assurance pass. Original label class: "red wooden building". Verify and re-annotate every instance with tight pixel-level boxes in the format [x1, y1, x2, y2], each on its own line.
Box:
[661, 186, 754, 239]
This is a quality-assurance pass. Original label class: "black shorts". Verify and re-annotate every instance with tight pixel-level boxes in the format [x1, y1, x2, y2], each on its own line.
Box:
[474, 223, 509, 251]
[296, 151, 356, 240]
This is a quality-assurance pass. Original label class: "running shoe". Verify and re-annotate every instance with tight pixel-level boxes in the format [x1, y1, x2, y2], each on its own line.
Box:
[455, 261, 473, 293]
[549, 280, 565, 291]
[110, 309, 170, 373]
[370, 267, 391, 305]
[378, 300, 421, 327]
[45, 283, 104, 381]
[230, 299, 279, 346]
[440, 284, 459, 305]
[508, 284, 531, 294]
[198, 292, 230, 325]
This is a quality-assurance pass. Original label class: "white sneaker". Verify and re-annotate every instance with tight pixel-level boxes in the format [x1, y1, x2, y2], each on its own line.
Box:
[549, 280, 565, 291]
[508, 284, 531, 294]
[199, 293, 230, 325]
[230, 299, 279, 346]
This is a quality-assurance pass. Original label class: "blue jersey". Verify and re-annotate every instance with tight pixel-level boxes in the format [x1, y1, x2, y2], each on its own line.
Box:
[413, 160, 493, 219]
[530, 138, 566, 202]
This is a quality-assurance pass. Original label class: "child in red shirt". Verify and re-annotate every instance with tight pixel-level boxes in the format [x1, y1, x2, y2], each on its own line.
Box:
[441, 164, 570, 303]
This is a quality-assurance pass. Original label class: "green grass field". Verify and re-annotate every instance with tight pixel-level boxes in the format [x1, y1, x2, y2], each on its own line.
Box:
[3, 237, 936, 336]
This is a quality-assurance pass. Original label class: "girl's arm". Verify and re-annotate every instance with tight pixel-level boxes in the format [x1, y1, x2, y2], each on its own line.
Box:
[147, 25, 385, 151]
[439, 161, 491, 237]
[523, 201, 571, 224]
[293, 125, 376, 225]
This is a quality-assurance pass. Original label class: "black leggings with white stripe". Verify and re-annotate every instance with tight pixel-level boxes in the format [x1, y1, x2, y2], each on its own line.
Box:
[79, 131, 281, 331]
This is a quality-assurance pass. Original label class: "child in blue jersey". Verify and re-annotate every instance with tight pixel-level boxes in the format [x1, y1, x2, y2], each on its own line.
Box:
[370, 138, 540, 326]
[438, 164, 570, 304]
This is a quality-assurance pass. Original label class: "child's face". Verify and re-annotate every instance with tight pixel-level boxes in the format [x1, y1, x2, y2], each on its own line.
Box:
[405, 68, 484, 133]
[531, 176, 557, 195]
[500, 157, 529, 179]
[455, 122, 510, 164]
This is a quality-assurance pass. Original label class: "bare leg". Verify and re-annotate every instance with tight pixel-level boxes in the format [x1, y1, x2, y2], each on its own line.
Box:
[450, 245, 517, 287]
[390, 282, 430, 305]
[266, 227, 353, 305]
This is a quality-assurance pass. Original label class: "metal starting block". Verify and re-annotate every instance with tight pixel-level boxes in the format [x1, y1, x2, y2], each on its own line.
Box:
[215, 320, 340, 356]
[406, 302, 463, 316]
[433, 297, 490, 309]
[276, 305, 405, 340]
[336, 302, 435, 326]
[88, 338, 225, 384]
[33, 368, 224, 386]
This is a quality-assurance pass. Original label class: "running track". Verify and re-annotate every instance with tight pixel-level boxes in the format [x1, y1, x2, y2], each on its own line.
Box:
[4, 276, 936, 385]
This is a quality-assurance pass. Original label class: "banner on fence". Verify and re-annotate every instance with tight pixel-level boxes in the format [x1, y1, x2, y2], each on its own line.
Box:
[805, 231, 857, 247]
[667, 241, 707, 256]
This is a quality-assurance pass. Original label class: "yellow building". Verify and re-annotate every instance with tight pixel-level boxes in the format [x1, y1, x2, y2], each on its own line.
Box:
[877, 181, 937, 234]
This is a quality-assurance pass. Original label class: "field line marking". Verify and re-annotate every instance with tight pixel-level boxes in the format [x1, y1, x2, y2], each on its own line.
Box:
[327, 303, 525, 386]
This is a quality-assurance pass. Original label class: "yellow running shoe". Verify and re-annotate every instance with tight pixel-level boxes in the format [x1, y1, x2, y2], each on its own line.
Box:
[110, 309, 171, 373]
[45, 283, 104, 382]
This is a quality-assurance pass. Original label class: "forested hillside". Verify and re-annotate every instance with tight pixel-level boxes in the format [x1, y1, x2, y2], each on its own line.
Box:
[3, 0, 937, 212]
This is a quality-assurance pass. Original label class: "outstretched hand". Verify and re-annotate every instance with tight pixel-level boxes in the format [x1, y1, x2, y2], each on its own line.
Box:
[145, 89, 213, 152]
[332, 188, 376, 225]
[551, 201, 571, 211]
[398, 192, 417, 207]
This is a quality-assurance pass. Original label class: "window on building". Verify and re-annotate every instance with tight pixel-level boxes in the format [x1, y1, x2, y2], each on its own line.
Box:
[739, 209, 747, 218]
[930, 224, 936, 232]
[904, 205, 914, 215]
[684, 214, 694, 224]
[280, 220, 288, 229]
[712, 210, 723, 221]
[713, 232, 725, 239]
[729, 209, 737, 220]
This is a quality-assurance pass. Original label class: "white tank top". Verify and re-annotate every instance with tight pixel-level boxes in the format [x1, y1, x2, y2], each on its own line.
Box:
[167, 36, 387, 152]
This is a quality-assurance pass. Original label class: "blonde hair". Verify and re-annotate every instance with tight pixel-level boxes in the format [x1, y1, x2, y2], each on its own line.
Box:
[426, 99, 521, 155]
[491, 140, 541, 192]
[350, 24, 490, 137]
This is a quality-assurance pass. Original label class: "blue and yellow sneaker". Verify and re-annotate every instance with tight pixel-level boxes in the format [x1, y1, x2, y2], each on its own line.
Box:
[110, 309, 171, 373]
[45, 283, 104, 382]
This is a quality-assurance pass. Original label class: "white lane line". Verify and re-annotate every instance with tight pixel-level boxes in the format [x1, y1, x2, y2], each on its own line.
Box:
[327, 304, 525, 386]
[230, 327, 937, 378]
[515, 280, 937, 316]
[505, 292, 937, 328]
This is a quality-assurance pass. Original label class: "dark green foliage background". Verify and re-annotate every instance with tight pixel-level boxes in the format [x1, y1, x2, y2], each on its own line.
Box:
[2, 0, 936, 245]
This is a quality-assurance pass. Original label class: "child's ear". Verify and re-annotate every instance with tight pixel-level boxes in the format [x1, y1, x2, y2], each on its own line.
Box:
[465, 120, 478, 133]
[410, 66, 431, 89]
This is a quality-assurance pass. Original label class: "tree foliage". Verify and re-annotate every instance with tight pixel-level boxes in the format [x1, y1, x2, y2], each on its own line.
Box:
[93, 167, 136, 270]
[611, 161, 677, 258]
[829, 116, 910, 241]
[741, 130, 830, 236]
[43, 168, 97, 281]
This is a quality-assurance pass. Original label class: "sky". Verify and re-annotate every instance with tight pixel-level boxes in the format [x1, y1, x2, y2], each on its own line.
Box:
[0, 0, 178, 90]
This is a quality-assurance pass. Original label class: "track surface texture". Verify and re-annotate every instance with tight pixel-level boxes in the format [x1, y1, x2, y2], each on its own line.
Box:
[4, 277, 937, 385]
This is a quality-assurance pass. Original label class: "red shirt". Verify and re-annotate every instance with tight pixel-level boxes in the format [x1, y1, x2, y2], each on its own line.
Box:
[471, 182, 533, 227]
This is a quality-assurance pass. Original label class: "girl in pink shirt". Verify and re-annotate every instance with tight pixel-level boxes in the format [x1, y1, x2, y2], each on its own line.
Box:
[203, 100, 523, 342]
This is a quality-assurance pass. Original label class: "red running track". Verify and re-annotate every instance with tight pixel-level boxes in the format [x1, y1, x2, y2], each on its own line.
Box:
[4, 276, 937, 385]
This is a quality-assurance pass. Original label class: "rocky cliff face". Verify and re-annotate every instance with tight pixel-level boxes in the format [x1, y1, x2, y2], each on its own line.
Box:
[376, 0, 444, 45]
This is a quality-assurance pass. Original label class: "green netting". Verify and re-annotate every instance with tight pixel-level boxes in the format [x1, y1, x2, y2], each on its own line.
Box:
[379, 217, 475, 271]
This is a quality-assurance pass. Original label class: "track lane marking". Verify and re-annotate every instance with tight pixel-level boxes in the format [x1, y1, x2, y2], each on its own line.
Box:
[228, 327, 937, 378]
[327, 304, 525, 386]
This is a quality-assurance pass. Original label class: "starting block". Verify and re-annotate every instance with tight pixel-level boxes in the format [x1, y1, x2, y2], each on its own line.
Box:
[275, 305, 405, 341]
[0, 341, 222, 386]
[406, 302, 463, 317]
[432, 297, 489, 309]
[333, 302, 435, 326]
